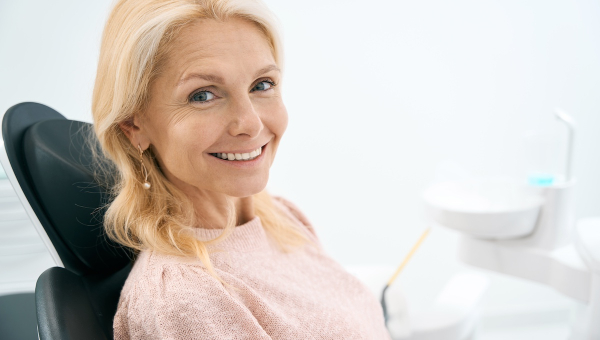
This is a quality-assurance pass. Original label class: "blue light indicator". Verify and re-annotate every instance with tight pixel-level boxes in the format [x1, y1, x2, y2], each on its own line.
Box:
[528, 175, 555, 186]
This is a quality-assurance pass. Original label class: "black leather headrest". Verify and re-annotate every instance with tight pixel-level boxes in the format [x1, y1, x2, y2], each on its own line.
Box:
[22, 119, 130, 275]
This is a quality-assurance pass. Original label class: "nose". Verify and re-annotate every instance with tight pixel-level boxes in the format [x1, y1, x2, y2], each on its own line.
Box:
[227, 95, 263, 138]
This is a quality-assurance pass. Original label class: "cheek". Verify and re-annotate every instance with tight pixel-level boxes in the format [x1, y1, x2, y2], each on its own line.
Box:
[264, 102, 288, 139]
[148, 116, 221, 170]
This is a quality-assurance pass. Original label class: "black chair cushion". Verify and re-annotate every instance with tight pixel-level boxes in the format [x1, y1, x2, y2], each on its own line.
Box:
[23, 119, 130, 276]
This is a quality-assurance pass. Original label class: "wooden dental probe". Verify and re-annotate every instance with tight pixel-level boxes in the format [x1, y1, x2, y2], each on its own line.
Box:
[381, 227, 431, 326]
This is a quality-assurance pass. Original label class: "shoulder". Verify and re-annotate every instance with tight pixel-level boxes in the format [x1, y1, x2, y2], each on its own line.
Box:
[271, 196, 310, 224]
[119, 250, 222, 305]
[114, 250, 267, 339]
[117, 250, 228, 310]
[270, 195, 322, 244]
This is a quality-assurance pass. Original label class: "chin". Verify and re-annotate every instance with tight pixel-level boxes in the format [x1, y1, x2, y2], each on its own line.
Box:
[223, 178, 268, 198]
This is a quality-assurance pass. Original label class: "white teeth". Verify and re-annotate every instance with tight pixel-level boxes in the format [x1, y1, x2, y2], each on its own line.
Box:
[213, 147, 263, 161]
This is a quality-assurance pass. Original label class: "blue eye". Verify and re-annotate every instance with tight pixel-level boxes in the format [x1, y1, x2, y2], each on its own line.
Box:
[190, 91, 214, 102]
[253, 80, 274, 92]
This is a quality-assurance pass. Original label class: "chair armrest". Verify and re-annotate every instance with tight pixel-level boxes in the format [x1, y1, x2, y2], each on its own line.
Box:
[36, 267, 108, 340]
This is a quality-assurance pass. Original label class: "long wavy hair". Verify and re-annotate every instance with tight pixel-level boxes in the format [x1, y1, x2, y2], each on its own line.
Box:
[92, 0, 306, 279]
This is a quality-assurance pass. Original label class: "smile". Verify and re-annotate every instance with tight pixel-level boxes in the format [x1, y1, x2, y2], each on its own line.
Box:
[209, 146, 262, 161]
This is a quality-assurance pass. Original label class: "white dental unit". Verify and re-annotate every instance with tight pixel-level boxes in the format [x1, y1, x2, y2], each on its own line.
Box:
[413, 109, 599, 339]
[348, 109, 599, 340]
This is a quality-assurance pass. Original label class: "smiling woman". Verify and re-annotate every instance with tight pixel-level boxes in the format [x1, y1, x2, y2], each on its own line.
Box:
[92, 0, 390, 339]
[118, 18, 288, 225]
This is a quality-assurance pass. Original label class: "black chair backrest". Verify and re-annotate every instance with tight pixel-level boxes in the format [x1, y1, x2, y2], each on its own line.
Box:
[3, 102, 130, 275]
[2, 102, 132, 340]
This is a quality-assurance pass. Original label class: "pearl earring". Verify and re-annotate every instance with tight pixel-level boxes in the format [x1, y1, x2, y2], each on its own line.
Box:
[138, 145, 151, 190]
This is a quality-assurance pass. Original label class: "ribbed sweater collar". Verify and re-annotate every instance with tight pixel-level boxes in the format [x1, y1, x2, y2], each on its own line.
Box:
[192, 216, 268, 252]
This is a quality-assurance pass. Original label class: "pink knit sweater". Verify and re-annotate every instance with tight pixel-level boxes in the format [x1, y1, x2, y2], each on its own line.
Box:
[113, 197, 391, 339]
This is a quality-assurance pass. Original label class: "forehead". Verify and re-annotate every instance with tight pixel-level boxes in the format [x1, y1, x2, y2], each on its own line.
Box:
[162, 17, 275, 83]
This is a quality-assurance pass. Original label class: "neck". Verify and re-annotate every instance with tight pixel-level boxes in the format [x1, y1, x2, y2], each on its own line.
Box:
[188, 191, 255, 229]
[161, 169, 256, 229]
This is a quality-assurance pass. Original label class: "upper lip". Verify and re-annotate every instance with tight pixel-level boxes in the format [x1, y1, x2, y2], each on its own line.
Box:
[209, 142, 267, 154]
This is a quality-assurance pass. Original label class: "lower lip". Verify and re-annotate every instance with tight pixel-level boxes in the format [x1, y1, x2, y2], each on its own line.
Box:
[208, 144, 267, 168]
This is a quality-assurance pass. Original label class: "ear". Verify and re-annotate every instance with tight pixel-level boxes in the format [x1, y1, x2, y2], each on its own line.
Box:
[118, 115, 151, 151]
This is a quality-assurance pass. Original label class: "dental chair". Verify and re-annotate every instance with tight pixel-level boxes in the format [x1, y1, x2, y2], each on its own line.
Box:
[2, 102, 132, 340]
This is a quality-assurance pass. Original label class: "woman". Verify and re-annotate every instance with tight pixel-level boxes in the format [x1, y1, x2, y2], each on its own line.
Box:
[92, 0, 390, 338]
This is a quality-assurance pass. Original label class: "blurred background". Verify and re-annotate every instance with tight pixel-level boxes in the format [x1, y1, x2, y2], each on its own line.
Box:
[1, 0, 599, 338]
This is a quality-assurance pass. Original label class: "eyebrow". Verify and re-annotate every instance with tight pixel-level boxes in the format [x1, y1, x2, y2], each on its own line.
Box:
[177, 64, 280, 87]
[253, 64, 280, 78]
[177, 73, 224, 86]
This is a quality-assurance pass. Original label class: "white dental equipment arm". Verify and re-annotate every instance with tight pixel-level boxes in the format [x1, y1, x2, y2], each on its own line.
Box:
[573, 218, 600, 339]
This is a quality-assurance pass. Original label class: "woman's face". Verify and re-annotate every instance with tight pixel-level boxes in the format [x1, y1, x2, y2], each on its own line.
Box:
[124, 18, 286, 199]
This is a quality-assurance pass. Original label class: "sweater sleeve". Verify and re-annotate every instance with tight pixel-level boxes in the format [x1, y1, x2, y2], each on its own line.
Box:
[114, 262, 272, 340]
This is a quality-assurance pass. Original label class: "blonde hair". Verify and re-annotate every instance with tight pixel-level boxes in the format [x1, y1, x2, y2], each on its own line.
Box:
[92, 0, 305, 279]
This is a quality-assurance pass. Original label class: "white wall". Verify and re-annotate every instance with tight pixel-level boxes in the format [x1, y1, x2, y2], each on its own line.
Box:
[1, 0, 599, 320]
